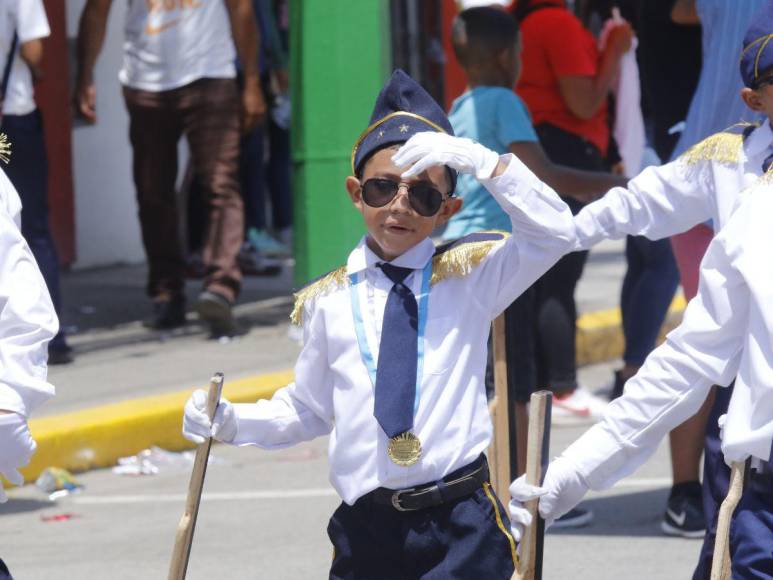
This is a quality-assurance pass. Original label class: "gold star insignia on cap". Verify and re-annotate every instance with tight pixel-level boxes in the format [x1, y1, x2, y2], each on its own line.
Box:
[399, 124, 409, 133]
[377, 130, 385, 139]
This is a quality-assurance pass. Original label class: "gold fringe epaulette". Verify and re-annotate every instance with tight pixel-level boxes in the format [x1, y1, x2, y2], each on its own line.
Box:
[0, 134, 11, 164]
[431, 232, 509, 286]
[678, 123, 755, 166]
[290, 266, 348, 326]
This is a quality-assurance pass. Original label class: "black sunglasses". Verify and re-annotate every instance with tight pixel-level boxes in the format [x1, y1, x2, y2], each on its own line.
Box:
[360, 178, 447, 217]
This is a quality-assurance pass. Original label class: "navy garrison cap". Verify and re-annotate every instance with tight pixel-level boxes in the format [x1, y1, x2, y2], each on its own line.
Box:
[352, 69, 457, 192]
[740, 3, 773, 88]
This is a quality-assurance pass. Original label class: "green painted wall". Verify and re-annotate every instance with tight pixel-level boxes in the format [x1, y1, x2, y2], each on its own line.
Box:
[290, 0, 391, 286]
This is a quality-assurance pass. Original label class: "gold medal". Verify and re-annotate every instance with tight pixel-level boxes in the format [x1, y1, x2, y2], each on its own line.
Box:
[387, 432, 422, 466]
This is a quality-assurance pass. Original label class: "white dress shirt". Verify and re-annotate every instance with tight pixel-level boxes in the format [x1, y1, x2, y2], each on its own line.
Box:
[0, 0, 50, 116]
[230, 155, 575, 504]
[573, 120, 773, 247]
[0, 168, 57, 417]
[564, 182, 773, 488]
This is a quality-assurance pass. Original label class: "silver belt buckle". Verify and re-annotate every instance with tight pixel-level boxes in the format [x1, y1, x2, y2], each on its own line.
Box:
[391, 488, 417, 512]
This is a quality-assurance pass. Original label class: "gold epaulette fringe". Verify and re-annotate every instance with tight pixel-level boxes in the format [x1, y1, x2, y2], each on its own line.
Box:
[678, 125, 752, 166]
[290, 266, 348, 326]
[430, 234, 508, 286]
[0, 134, 11, 164]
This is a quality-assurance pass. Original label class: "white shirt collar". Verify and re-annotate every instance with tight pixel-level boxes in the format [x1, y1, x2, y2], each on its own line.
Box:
[346, 236, 435, 276]
[744, 119, 773, 158]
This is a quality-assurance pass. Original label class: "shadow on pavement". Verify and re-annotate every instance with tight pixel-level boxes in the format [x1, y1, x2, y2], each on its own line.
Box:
[547, 488, 694, 539]
[0, 497, 53, 516]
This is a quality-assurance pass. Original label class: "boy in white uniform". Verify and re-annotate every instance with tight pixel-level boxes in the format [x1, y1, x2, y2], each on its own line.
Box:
[182, 70, 575, 578]
[0, 166, 58, 577]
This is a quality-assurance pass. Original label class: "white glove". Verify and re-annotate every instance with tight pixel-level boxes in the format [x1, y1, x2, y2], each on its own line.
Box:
[508, 477, 546, 543]
[182, 390, 237, 445]
[392, 132, 500, 181]
[535, 456, 591, 526]
[0, 412, 36, 503]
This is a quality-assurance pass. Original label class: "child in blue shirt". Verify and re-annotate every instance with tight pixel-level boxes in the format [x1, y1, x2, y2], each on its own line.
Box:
[445, 7, 624, 468]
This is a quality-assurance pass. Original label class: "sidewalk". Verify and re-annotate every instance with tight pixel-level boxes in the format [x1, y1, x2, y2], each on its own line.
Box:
[23, 238, 685, 482]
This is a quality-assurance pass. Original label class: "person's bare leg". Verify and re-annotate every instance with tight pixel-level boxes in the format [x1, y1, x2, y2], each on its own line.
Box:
[669, 388, 715, 484]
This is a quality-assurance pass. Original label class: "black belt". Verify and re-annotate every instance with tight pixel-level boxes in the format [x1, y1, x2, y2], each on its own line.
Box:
[367, 455, 489, 512]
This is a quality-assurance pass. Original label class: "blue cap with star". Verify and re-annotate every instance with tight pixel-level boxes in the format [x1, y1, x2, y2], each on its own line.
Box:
[740, 3, 773, 88]
[351, 69, 457, 192]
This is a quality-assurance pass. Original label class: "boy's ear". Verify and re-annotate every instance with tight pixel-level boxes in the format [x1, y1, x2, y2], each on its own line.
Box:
[436, 196, 463, 226]
[741, 87, 765, 112]
[346, 176, 364, 212]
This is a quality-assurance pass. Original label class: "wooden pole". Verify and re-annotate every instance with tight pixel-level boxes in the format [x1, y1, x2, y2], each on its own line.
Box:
[488, 314, 512, 507]
[513, 390, 552, 580]
[710, 460, 746, 580]
[167, 373, 224, 580]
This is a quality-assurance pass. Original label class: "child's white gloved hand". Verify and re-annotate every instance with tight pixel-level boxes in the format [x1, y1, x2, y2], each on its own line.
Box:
[392, 132, 500, 180]
[182, 390, 237, 445]
[534, 456, 591, 526]
[508, 477, 546, 543]
[0, 412, 36, 503]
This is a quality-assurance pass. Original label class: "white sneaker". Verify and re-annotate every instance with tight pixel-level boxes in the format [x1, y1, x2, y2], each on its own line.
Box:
[552, 387, 609, 426]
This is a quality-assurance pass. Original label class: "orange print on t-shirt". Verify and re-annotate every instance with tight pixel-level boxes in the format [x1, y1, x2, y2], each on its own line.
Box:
[144, 0, 203, 36]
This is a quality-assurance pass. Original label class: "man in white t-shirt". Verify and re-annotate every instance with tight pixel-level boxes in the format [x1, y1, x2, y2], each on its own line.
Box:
[0, 0, 72, 365]
[74, 0, 265, 337]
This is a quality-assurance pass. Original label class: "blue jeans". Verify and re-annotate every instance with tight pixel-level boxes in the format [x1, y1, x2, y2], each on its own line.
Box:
[240, 116, 292, 231]
[1, 111, 66, 350]
[620, 236, 679, 366]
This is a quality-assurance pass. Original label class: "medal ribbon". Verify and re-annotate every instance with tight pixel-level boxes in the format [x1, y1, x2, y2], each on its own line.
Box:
[349, 260, 432, 416]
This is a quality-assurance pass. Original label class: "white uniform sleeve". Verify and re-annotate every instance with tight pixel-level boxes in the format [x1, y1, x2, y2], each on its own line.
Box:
[573, 158, 713, 250]
[15, 0, 51, 43]
[469, 154, 576, 317]
[230, 300, 333, 448]
[562, 190, 754, 489]
[0, 170, 58, 417]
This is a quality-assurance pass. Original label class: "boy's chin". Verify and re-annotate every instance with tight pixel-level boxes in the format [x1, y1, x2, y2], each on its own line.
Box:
[367, 234, 421, 261]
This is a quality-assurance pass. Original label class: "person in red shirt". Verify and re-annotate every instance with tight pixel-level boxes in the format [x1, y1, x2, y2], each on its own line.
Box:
[511, 0, 632, 424]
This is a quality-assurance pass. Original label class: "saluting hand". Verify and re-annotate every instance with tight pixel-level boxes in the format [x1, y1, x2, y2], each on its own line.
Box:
[393, 132, 501, 180]
[0, 412, 37, 503]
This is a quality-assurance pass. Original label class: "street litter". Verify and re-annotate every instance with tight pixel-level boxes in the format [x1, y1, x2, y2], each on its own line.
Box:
[112, 446, 224, 476]
[35, 468, 83, 500]
[41, 513, 80, 523]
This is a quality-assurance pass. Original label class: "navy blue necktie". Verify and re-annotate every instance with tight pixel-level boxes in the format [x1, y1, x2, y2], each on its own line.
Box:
[374, 263, 418, 438]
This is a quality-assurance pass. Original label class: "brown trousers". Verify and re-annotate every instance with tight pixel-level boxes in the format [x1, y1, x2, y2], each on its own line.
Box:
[123, 78, 243, 303]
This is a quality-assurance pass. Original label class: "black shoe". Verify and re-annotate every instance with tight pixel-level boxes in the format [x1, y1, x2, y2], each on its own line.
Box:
[144, 295, 186, 330]
[551, 507, 594, 529]
[196, 290, 241, 337]
[48, 344, 74, 365]
[610, 370, 625, 400]
[661, 482, 705, 538]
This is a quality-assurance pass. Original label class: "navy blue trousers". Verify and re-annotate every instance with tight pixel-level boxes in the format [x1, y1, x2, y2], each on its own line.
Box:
[729, 477, 773, 578]
[328, 484, 516, 579]
[0, 111, 66, 350]
[0, 557, 11, 579]
[620, 236, 680, 366]
[693, 386, 733, 580]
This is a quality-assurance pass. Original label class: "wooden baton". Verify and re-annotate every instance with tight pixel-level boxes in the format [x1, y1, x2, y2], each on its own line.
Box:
[167, 373, 225, 580]
[488, 314, 512, 506]
[513, 390, 552, 580]
[710, 460, 747, 580]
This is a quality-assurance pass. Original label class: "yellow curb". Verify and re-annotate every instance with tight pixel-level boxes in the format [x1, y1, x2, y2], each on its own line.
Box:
[17, 297, 688, 484]
[21, 370, 294, 483]
[577, 294, 686, 366]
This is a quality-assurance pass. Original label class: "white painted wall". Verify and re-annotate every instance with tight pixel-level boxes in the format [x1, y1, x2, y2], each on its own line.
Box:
[66, 1, 144, 268]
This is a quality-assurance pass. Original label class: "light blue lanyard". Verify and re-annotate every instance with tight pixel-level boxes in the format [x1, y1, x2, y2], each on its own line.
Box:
[349, 260, 432, 415]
